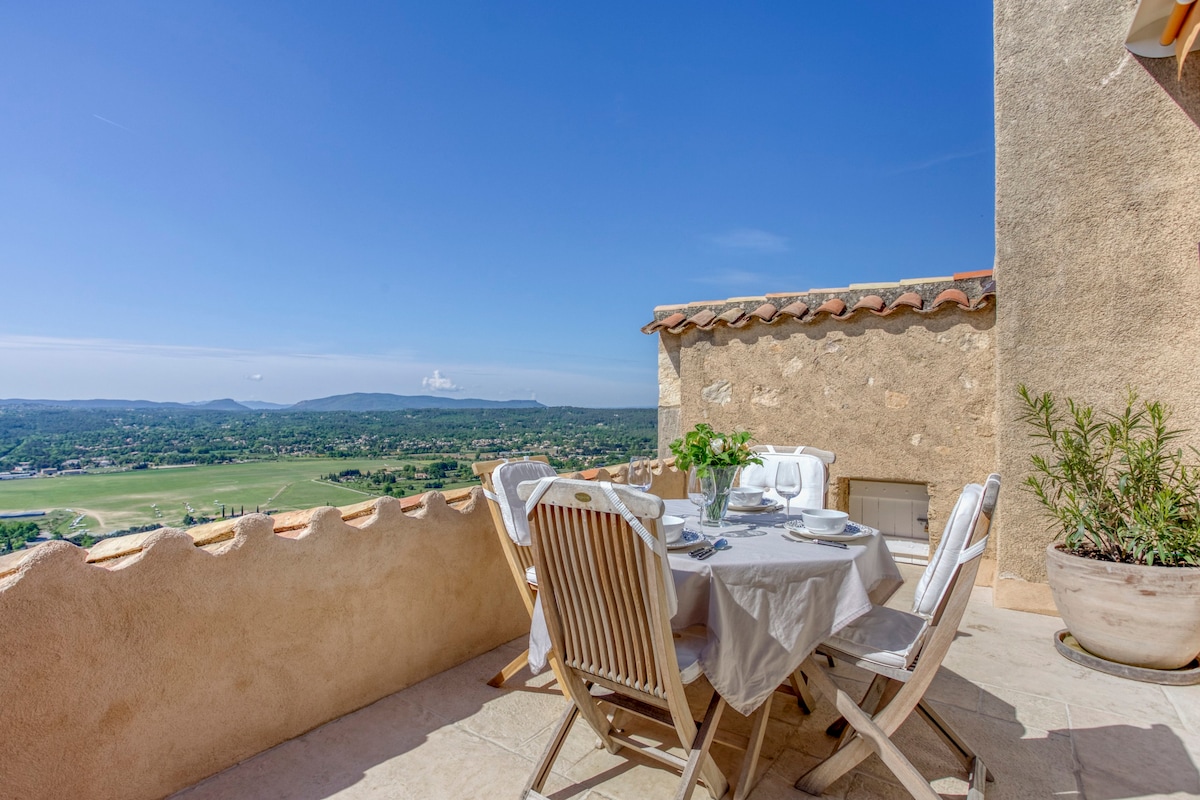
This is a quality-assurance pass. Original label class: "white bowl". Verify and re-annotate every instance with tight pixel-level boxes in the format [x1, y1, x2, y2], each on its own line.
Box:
[662, 515, 685, 544]
[730, 488, 764, 506]
[800, 508, 849, 534]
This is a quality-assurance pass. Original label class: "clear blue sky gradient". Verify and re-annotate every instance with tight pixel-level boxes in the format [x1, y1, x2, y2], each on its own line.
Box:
[0, 2, 994, 407]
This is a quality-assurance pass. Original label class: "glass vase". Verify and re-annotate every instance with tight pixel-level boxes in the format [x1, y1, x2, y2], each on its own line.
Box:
[701, 466, 738, 526]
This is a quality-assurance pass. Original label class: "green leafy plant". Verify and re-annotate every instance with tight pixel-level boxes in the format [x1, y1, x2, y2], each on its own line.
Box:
[1018, 386, 1200, 567]
[668, 423, 762, 476]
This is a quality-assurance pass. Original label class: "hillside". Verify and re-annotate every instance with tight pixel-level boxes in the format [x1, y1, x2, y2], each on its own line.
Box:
[288, 393, 545, 411]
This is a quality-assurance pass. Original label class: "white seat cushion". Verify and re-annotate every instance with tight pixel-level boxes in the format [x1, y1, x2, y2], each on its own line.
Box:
[738, 452, 826, 509]
[672, 625, 709, 684]
[911, 483, 984, 617]
[491, 459, 558, 545]
[524, 565, 538, 588]
[823, 606, 929, 670]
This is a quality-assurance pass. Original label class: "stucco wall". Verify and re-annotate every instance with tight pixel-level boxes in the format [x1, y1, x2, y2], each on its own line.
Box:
[0, 492, 527, 800]
[994, 0, 1200, 611]
[665, 306, 996, 565]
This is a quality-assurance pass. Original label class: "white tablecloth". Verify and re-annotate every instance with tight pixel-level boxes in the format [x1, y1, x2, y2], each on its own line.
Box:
[529, 499, 903, 716]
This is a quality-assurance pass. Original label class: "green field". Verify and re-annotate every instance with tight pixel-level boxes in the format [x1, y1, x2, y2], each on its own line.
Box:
[0, 458, 442, 533]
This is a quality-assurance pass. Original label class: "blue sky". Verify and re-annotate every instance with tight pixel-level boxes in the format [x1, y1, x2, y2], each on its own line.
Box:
[0, 2, 994, 407]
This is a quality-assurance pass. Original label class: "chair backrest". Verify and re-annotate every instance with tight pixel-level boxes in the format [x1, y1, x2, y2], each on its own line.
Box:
[740, 448, 829, 508]
[519, 478, 686, 707]
[472, 456, 556, 613]
[911, 473, 1000, 619]
[751, 443, 836, 465]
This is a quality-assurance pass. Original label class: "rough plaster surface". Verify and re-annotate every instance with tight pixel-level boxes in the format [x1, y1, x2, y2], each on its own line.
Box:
[0, 491, 527, 800]
[994, 0, 1200, 604]
[665, 307, 996, 558]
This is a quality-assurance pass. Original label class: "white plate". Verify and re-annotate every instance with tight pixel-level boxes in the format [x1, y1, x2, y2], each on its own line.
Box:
[666, 530, 706, 550]
[782, 520, 873, 541]
[727, 499, 783, 513]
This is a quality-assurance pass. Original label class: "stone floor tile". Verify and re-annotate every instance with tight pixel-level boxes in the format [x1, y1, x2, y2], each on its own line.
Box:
[1069, 704, 1200, 800]
[1162, 685, 1200, 738]
[976, 681, 1071, 732]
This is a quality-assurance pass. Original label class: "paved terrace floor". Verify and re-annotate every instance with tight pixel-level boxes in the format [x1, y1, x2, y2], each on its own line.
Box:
[174, 565, 1200, 800]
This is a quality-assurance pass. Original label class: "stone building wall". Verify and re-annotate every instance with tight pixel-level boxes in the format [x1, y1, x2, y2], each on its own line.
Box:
[646, 276, 997, 572]
[993, 0, 1200, 611]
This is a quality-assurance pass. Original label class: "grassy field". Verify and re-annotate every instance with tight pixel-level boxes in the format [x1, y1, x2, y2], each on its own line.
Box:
[0, 458, 439, 533]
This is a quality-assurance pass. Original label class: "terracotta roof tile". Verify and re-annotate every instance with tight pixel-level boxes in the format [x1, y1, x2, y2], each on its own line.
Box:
[851, 295, 887, 313]
[930, 288, 971, 310]
[715, 308, 747, 327]
[643, 311, 686, 333]
[778, 301, 809, 319]
[749, 303, 778, 322]
[952, 269, 994, 281]
[888, 292, 925, 312]
[814, 298, 848, 317]
[641, 273, 994, 335]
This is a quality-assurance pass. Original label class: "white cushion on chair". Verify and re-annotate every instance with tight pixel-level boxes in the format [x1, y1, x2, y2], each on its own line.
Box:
[911, 483, 984, 618]
[492, 459, 558, 545]
[672, 626, 709, 684]
[738, 452, 826, 509]
[525, 566, 538, 588]
[824, 606, 929, 670]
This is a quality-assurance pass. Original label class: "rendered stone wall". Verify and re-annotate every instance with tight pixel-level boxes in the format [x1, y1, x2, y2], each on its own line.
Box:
[993, 0, 1200, 611]
[0, 492, 527, 800]
[665, 306, 996, 569]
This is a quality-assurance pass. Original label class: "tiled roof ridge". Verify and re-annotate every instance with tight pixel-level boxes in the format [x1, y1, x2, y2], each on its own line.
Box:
[642, 270, 995, 335]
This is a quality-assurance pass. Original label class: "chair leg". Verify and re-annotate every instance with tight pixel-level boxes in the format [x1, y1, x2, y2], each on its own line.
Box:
[733, 701, 772, 800]
[790, 669, 817, 715]
[525, 703, 579, 796]
[826, 673, 888, 739]
[796, 658, 939, 800]
[487, 649, 529, 688]
[675, 693, 728, 800]
[916, 700, 994, 786]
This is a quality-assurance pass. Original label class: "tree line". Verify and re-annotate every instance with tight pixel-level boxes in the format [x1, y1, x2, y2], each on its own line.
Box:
[0, 406, 657, 472]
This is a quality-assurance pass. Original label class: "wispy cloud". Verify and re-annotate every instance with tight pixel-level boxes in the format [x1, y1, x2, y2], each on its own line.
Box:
[93, 114, 135, 134]
[244, 373, 263, 382]
[710, 228, 790, 254]
[890, 147, 989, 174]
[421, 370, 462, 392]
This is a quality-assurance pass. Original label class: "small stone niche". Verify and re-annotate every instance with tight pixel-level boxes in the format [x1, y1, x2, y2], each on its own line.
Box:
[846, 479, 929, 539]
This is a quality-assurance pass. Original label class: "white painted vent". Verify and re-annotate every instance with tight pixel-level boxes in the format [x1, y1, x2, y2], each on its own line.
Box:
[848, 480, 929, 541]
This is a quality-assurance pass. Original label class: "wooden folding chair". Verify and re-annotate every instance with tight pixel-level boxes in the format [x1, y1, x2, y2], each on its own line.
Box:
[794, 474, 1000, 800]
[472, 456, 568, 693]
[518, 478, 731, 800]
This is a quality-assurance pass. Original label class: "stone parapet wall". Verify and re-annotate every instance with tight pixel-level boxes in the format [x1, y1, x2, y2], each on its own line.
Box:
[0, 491, 527, 800]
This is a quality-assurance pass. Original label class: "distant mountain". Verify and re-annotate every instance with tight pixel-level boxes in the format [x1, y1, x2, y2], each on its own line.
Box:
[0, 398, 193, 410]
[238, 400, 292, 410]
[186, 398, 251, 411]
[0, 393, 546, 412]
[289, 393, 545, 411]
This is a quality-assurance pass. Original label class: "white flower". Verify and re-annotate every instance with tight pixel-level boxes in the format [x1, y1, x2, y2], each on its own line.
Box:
[710, 438, 726, 455]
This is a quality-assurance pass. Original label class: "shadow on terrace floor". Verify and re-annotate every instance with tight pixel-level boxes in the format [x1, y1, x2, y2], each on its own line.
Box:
[174, 580, 1200, 799]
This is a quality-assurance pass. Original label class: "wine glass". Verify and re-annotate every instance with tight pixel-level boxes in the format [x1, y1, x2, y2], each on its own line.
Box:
[687, 466, 707, 515]
[628, 457, 653, 492]
[776, 460, 803, 522]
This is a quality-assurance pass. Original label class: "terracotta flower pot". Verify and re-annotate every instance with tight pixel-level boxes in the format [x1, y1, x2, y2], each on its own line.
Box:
[1046, 543, 1200, 670]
